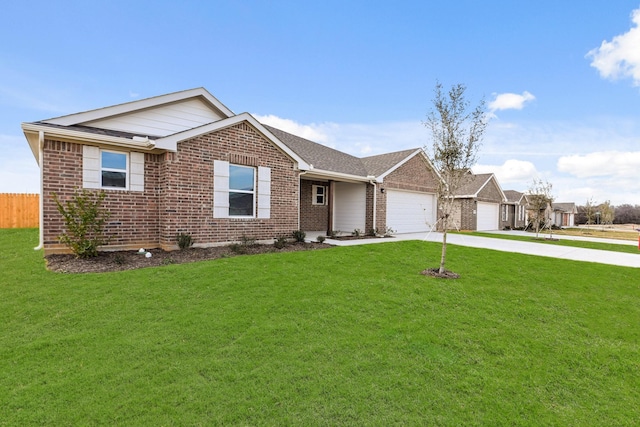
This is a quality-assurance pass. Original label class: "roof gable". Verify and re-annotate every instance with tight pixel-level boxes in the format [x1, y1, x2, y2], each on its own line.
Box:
[504, 190, 525, 204]
[156, 113, 309, 169]
[455, 173, 506, 201]
[41, 88, 234, 136]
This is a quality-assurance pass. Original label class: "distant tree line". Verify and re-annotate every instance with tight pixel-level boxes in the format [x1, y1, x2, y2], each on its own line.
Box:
[575, 203, 640, 225]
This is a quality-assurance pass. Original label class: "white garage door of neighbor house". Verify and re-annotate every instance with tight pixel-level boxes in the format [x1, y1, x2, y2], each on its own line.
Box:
[477, 202, 499, 231]
[387, 190, 436, 233]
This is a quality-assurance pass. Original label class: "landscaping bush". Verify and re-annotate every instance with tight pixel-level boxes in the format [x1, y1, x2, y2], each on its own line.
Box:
[52, 189, 110, 258]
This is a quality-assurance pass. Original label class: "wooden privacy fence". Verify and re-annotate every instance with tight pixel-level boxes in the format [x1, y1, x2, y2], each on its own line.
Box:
[0, 193, 40, 228]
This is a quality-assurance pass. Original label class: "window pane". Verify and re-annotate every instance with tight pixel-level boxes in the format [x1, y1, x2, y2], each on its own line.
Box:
[229, 166, 254, 191]
[102, 171, 126, 188]
[229, 192, 254, 216]
[102, 152, 127, 170]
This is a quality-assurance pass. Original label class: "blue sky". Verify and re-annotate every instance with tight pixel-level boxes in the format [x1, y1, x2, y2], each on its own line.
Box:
[2, 1, 640, 205]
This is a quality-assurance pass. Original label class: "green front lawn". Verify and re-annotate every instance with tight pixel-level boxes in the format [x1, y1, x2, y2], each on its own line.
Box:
[1, 228, 639, 425]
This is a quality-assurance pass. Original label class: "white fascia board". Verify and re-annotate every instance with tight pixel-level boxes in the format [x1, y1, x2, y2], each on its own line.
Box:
[22, 122, 157, 152]
[42, 88, 234, 126]
[154, 113, 311, 170]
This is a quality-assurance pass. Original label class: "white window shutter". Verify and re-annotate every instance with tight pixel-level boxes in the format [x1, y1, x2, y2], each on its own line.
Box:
[82, 145, 100, 189]
[213, 160, 230, 218]
[257, 166, 271, 219]
[130, 152, 145, 192]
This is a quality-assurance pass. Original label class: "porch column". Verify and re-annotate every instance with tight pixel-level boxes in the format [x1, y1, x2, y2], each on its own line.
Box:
[326, 180, 334, 235]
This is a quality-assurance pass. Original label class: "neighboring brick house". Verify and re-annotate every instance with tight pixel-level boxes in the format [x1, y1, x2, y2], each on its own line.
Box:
[501, 190, 528, 229]
[449, 172, 506, 231]
[551, 202, 577, 227]
[22, 88, 442, 254]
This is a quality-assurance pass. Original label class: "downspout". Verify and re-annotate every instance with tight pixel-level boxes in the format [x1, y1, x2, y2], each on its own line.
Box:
[34, 131, 44, 250]
[369, 179, 377, 233]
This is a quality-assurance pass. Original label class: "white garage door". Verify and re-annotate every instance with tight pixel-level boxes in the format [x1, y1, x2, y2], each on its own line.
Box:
[387, 190, 436, 233]
[477, 202, 499, 231]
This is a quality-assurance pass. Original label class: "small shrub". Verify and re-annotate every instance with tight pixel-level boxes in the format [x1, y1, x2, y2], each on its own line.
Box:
[113, 253, 125, 266]
[292, 230, 306, 242]
[382, 226, 395, 237]
[177, 233, 194, 249]
[52, 189, 111, 258]
[316, 235, 326, 243]
[231, 235, 256, 254]
[274, 236, 288, 249]
[229, 243, 246, 254]
[240, 235, 256, 246]
[352, 229, 363, 237]
[367, 228, 378, 237]
[328, 230, 340, 238]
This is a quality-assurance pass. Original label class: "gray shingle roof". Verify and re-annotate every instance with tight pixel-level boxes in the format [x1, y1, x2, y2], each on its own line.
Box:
[360, 149, 421, 177]
[504, 190, 524, 203]
[32, 122, 161, 139]
[455, 173, 494, 197]
[264, 124, 370, 177]
[552, 202, 576, 212]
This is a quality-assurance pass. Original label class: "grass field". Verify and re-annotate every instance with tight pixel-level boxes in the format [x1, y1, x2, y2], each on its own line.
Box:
[1, 228, 639, 425]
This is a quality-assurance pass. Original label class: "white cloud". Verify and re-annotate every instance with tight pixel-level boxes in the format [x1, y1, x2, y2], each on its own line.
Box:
[557, 151, 640, 178]
[253, 113, 425, 156]
[488, 91, 535, 112]
[474, 159, 539, 183]
[253, 114, 330, 144]
[587, 8, 640, 86]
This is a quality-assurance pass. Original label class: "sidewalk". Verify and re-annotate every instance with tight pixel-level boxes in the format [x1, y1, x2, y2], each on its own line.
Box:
[312, 231, 640, 268]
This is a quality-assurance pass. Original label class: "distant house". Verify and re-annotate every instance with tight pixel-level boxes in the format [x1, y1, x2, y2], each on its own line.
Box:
[22, 88, 443, 254]
[551, 202, 577, 227]
[501, 190, 527, 229]
[449, 172, 506, 231]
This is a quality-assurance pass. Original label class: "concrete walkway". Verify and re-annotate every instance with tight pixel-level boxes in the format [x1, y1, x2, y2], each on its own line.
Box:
[309, 230, 640, 268]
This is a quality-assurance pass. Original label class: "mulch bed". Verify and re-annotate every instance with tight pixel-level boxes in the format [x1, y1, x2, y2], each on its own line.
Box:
[420, 268, 460, 279]
[45, 242, 332, 273]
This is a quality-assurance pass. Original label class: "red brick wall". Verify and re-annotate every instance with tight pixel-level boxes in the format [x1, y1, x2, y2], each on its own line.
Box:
[477, 178, 503, 203]
[42, 140, 161, 253]
[41, 121, 300, 253]
[158, 122, 299, 248]
[378, 154, 440, 231]
[299, 179, 328, 231]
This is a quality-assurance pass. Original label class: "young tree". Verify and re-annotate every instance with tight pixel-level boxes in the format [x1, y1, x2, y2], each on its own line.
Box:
[584, 197, 597, 229]
[599, 200, 615, 229]
[424, 82, 488, 276]
[527, 178, 553, 238]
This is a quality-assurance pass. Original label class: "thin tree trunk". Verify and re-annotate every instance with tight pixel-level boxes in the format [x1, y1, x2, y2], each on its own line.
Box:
[439, 216, 448, 274]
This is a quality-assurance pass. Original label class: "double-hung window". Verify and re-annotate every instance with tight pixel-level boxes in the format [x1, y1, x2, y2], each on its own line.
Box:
[229, 165, 256, 217]
[101, 151, 128, 189]
[312, 185, 327, 205]
[82, 146, 144, 191]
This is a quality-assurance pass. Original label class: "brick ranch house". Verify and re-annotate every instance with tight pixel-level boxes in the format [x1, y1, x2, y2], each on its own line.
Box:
[450, 172, 506, 231]
[22, 88, 443, 255]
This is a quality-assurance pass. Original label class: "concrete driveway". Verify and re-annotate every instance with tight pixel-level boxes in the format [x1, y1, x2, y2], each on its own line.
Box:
[318, 231, 640, 268]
